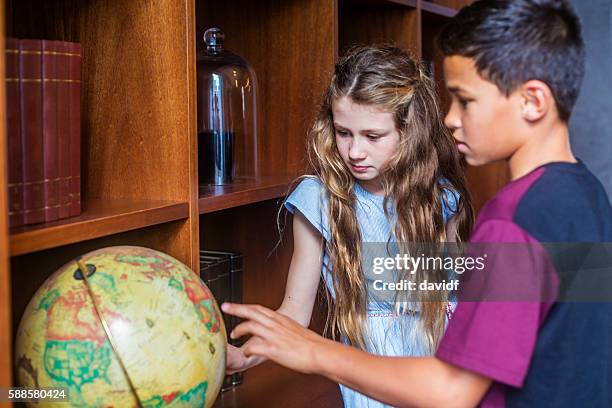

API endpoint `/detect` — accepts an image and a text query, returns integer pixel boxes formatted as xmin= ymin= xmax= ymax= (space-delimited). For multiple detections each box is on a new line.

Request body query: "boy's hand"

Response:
xmin=221 ymin=302 xmax=331 ymax=375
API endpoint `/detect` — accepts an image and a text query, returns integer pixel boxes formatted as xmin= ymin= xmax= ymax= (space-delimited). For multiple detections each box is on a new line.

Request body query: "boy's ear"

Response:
xmin=519 ymin=80 xmax=554 ymax=122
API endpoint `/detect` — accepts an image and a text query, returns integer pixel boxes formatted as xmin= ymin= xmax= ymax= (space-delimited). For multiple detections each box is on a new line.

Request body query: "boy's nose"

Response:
xmin=444 ymin=104 xmax=461 ymax=131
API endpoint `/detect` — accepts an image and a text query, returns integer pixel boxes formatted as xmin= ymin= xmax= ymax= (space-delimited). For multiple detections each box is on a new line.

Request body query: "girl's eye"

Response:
xmin=367 ymin=135 xmax=380 ymax=141
xmin=335 ymin=130 xmax=350 ymax=137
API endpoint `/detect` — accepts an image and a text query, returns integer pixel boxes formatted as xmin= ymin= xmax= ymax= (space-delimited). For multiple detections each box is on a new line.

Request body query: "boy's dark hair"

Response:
xmin=437 ymin=0 xmax=585 ymax=122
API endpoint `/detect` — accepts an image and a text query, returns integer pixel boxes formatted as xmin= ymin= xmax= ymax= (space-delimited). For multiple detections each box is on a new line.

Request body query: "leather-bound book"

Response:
xmin=6 ymin=38 xmax=23 ymax=228
xmin=19 ymin=39 xmax=45 ymax=225
xmin=68 ymin=41 xmax=81 ymax=217
xmin=42 ymin=40 xmax=60 ymax=222
xmin=56 ymin=41 xmax=71 ymax=219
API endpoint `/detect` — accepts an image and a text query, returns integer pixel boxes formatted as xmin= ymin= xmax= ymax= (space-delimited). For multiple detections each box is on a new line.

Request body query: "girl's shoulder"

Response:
xmin=287 ymin=176 xmax=328 ymax=205
xmin=284 ymin=176 xmax=331 ymax=239
xmin=292 ymin=175 xmax=325 ymax=195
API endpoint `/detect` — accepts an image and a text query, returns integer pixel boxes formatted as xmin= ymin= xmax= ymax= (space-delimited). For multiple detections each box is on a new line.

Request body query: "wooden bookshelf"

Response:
xmin=199 ymin=176 xmax=294 ymax=214
xmin=213 ymin=362 xmax=342 ymax=408
xmin=339 ymin=0 xmax=421 ymax=57
xmin=0 ymin=1 xmax=12 ymax=402
xmin=426 ymin=0 xmax=472 ymax=9
xmin=346 ymin=0 xmax=418 ymax=8
xmin=0 ymin=0 xmax=506 ymax=406
xmin=10 ymin=199 xmax=189 ymax=256
xmin=422 ymin=0 xmax=459 ymax=18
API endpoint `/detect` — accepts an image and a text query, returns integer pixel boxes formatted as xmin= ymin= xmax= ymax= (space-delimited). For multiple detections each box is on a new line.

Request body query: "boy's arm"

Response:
xmin=227 ymin=209 xmax=323 ymax=373
xmin=223 ymin=302 xmax=491 ymax=407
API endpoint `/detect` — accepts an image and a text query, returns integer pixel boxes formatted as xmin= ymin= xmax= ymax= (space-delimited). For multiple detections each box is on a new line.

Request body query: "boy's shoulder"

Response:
xmin=476 ymin=161 xmax=612 ymax=242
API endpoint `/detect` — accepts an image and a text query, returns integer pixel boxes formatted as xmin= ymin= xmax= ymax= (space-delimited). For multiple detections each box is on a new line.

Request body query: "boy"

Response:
xmin=222 ymin=0 xmax=612 ymax=406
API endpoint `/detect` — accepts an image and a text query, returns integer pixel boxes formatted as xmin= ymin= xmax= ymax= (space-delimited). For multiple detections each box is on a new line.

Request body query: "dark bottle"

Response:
xmin=198 ymin=130 xmax=234 ymax=186
xmin=197 ymin=28 xmax=259 ymax=185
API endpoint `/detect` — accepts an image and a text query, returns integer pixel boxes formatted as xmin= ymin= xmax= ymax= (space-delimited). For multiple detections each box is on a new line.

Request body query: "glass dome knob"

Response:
xmin=204 ymin=27 xmax=225 ymax=54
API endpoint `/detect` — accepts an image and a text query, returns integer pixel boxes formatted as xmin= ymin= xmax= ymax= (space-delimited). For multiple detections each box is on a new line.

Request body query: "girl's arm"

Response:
xmin=445 ymin=214 xmax=458 ymax=243
xmin=277 ymin=210 xmax=325 ymax=325
xmin=223 ymin=303 xmax=492 ymax=408
xmin=226 ymin=209 xmax=324 ymax=373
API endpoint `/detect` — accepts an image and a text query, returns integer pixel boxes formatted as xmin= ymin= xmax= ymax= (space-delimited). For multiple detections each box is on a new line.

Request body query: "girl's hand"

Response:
xmin=221 ymin=302 xmax=331 ymax=375
xmin=226 ymin=341 xmax=266 ymax=374
xmin=226 ymin=344 xmax=248 ymax=374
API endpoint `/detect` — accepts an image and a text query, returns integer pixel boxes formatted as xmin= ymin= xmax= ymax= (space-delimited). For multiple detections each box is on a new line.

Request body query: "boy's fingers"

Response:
xmin=222 ymin=302 xmax=276 ymax=320
xmin=243 ymin=342 xmax=270 ymax=359
xmin=230 ymin=320 xmax=271 ymax=340
xmin=222 ymin=303 xmax=277 ymax=332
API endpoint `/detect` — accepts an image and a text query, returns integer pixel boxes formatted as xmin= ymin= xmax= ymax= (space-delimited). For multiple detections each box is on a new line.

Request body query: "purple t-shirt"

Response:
xmin=436 ymin=161 xmax=612 ymax=407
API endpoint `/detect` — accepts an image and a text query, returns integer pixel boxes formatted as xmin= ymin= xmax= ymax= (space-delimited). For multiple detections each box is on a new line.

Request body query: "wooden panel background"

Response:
xmin=339 ymin=0 xmax=421 ymax=58
xmin=422 ymin=10 xmax=453 ymax=123
xmin=427 ymin=0 xmax=473 ymax=9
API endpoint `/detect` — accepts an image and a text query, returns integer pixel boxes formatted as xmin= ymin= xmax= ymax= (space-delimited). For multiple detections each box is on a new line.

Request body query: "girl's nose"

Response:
xmin=348 ymin=139 xmax=367 ymax=161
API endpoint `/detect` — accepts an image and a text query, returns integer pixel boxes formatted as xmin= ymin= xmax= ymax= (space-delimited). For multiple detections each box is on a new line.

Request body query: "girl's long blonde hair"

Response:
xmin=307 ymin=45 xmax=474 ymax=351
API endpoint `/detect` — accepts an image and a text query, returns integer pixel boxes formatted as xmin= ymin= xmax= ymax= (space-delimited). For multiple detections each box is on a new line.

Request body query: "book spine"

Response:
xmin=19 ymin=39 xmax=45 ymax=225
xmin=68 ymin=42 xmax=81 ymax=216
xmin=42 ymin=40 xmax=60 ymax=222
xmin=200 ymin=250 xmax=245 ymax=389
xmin=228 ymin=253 xmax=244 ymax=338
xmin=226 ymin=252 xmax=244 ymax=388
xmin=56 ymin=42 xmax=71 ymax=219
xmin=6 ymin=38 xmax=23 ymax=228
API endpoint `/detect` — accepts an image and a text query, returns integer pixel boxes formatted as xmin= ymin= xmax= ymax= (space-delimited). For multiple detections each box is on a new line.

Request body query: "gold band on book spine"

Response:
xmin=8 ymin=49 xmax=80 ymax=57
xmin=5 ymin=77 xmax=82 ymax=83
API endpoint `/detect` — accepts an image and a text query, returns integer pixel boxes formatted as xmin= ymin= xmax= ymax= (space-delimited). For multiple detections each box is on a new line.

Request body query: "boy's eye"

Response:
xmin=457 ymin=98 xmax=470 ymax=108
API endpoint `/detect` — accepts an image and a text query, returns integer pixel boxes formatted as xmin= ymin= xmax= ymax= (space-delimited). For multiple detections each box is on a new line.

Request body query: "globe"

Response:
xmin=15 ymin=246 xmax=227 ymax=407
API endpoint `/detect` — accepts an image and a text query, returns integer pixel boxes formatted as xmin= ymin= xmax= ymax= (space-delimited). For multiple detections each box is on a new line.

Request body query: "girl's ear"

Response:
xmin=519 ymin=80 xmax=554 ymax=122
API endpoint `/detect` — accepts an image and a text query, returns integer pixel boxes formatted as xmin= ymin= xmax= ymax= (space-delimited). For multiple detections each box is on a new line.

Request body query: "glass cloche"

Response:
xmin=197 ymin=27 xmax=259 ymax=185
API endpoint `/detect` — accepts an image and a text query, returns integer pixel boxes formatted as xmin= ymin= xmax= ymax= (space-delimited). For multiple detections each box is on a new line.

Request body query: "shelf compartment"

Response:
xmin=199 ymin=175 xmax=294 ymax=214
xmin=213 ymin=362 xmax=341 ymax=407
xmin=341 ymin=0 xmax=417 ymax=8
xmin=339 ymin=0 xmax=420 ymax=57
xmin=10 ymin=199 xmax=189 ymax=256
xmin=422 ymin=1 xmax=458 ymax=18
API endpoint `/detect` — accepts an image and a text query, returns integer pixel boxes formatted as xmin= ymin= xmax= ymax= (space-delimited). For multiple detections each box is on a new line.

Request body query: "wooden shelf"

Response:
xmin=422 ymin=1 xmax=458 ymax=18
xmin=199 ymin=175 xmax=294 ymax=214
xmin=213 ymin=362 xmax=341 ymax=408
xmin=10 ymin=199 xmax=189 ymax=256
xmin=340 ymin=0 xmax=417 ymax=8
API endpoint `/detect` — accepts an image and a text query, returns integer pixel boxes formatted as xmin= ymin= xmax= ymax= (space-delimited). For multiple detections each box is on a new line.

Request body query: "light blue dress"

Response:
xmin=285 ymin=176 xmax=458 ymax=408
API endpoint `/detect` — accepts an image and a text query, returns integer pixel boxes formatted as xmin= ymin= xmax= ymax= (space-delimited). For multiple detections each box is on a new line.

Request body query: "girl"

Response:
xmin=226 ymin=45 xmax=473 ymax=407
